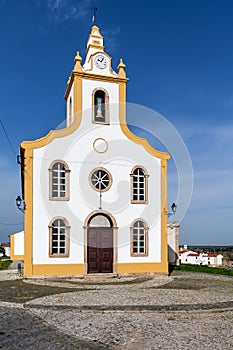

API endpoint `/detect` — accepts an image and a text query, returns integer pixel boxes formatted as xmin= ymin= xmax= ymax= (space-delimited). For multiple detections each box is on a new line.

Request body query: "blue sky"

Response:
xmin=0 ymin=0 xmax=232 ymax=245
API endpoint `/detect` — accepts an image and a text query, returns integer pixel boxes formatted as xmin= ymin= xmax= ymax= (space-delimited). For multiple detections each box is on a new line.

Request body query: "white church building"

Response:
xmin=11 ymin=25 xmax=177 ymax=277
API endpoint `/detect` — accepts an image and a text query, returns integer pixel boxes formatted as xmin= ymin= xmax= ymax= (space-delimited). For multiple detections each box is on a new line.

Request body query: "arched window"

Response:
xmin=49 ymin=161 xmax=70 ymax=200
xmin=49 ymin=217 xmax=70 ymax=257
xmin=131 ymin=219 xmax=149 ymax=256
xmin=92 ymin=89 xmax=109 ymax=124
xmin=130 ymin=166 xmax=149 ymax=203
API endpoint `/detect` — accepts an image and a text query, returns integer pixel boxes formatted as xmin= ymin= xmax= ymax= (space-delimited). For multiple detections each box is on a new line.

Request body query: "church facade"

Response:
xmin=16 ymin=26 xmax=171 ymax=277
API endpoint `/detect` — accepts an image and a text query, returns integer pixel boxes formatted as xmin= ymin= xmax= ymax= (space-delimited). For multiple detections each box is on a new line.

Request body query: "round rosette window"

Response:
xmin=89 ymin=168 xmax=112 ymax=192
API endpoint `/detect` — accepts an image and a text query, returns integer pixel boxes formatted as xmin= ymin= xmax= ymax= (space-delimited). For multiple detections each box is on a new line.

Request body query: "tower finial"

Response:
xmin=91 ymin=6 xmax=97 ymax=25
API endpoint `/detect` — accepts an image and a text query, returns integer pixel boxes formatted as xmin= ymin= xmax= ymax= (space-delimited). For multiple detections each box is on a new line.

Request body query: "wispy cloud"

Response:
xmin=37 ymin=0 xmax=90 ymax=22
xmin=102 ymin=26 xmax=120 ymax=53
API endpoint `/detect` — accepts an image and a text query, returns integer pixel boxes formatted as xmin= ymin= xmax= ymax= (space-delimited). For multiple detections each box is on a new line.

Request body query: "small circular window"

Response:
xmin=90 ymin=168 xmax=112 ymax=192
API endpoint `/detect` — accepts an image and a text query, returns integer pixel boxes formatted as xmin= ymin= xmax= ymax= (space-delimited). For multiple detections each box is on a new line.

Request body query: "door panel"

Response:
xmin=87 ymin=227 xmax=113 ymax=273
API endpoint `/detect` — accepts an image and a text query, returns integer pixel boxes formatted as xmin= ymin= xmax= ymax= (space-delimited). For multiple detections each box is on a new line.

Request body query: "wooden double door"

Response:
xmin=87 ymin=227 xmax=113 ymax=273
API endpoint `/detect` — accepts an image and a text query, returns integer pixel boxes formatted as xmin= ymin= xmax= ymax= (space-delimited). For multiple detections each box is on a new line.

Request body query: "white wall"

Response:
xmin=167 ymin=222 xmax=179 ymax=264
xmin=33 ymin=113 xmax=162 ymax=264
xmin=32 ymin=78 xmax=163 ymax=266
xmin=14 ymin=231 xmax=24 ymax=256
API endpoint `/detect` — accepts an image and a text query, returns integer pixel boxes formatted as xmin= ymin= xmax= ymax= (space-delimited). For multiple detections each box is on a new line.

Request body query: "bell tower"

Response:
xmin=64 ymin=25 xmax=128 ymax=127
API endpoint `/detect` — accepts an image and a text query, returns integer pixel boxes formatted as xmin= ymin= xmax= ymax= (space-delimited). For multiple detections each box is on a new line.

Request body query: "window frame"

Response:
xmin=130 ymin=219 xmax=149 ymax=257
xmin=48 ymin=217 xmax=70 ymax=258
xmin=49 ymin=160 xmax=70 ymax=201
xmin=130 ymin=166 xmax=149 ymax=204
xmin=92 ymin=88 xmax=110 ymax=125
xmin=89 ymin=167 xmax=112 ymax=192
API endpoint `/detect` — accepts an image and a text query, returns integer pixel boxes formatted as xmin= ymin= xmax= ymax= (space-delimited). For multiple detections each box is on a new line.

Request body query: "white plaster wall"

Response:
xmin=179 ymin=251 xmax=195 ymax=264
xmin=66 ymin=84 xmax=74 ymax=126
xmin=167 ymin=226 xmax=176 ymax=264
xmin=187 ymin=255 xmax=199 ymax=264
xmin=14 ymin=231 xmax=24 ymax=256
xmin=217 ymin=255 xmax=223 ymax=265
xmin=32 ymin=78 xmax=163 ymax=265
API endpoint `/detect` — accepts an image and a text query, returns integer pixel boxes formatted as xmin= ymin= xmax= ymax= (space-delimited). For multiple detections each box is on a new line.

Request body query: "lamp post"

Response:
xmin=16 ymin=196 xmax=25 ymax=213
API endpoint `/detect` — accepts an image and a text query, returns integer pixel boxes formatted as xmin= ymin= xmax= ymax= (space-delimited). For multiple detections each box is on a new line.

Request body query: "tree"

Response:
xmin=0 ymin=246 xmax=6 ymax=257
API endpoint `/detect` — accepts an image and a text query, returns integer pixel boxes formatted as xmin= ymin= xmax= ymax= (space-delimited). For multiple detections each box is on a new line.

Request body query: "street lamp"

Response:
xmin=16 ymin=196 xmax=25 ymax=213
xmin=171 ymin=202 xmax=177 ymax=215
xmin=166 ymin=202 xmax=177 ymax=217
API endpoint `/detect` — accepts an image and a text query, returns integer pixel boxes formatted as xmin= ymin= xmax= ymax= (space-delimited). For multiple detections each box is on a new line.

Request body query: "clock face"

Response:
xmin=94 ymin=54 xmax=108 ymax=69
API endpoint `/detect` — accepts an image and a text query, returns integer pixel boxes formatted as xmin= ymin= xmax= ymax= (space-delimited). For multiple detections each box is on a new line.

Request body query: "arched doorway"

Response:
xmin=86 ymin=212 xmax=116 ymax=274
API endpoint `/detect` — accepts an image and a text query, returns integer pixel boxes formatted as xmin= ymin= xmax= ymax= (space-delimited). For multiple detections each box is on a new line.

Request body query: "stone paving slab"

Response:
xmin=0 ymin=270 xmax=232 ymax=349
xmin=0 ymin=306 xmax=109 ymax=349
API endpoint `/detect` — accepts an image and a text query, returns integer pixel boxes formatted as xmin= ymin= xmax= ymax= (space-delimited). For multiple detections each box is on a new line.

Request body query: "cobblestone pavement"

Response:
xmin=0 ymin=270 xmax=233 ymax=349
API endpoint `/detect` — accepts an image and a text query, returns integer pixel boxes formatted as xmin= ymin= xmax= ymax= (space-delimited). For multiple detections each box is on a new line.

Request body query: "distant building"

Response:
xmin=9 ymin=231 xmax=24 ymax=260
xmin=179 ymin=247 xmax=223 ymax=266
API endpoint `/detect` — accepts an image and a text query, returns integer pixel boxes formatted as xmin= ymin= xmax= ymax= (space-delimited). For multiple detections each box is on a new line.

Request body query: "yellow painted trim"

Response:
xmin=86 ymin=44 xmax=104 ymax=53
xmin=118 ymin=83 xmax=170 ymax=160
xmin=9 ymin=234 xmax=24 ymax=261
xmin=32 ymin=264 xmax=84 ymax=276
xmin=73 ymin=76 xmax=82 ymax=115
xmin=88 ymin=25 xmax=103 ymax=39
xmin=65 ymin=69 xmax=128 ymax=100
xmin=28 ymin=262 xmax=169 ymax=276
xmin=9 ymin=234 xmax=14 ymax=260
xmin=23 ymin=148 xmax=33 ymax=277
xmin=161 ymin=158 xmax=168 ymax=273
xmin=121 ymin=124 xmax=169 ymax=159
xmin=74 ymin=71 xmax=128 ymax=83
xmin=12 ymin=255 xmax=24 ymax=261
xmin=65 ymin=72 xmax=128 ymax=99
xmin=21 ymin=114 xmax=82 ymax=150
xmin=118 ymin=262 xmax=168 ymax=274
xmin=22 ymin=69 xmax=167 ymax=161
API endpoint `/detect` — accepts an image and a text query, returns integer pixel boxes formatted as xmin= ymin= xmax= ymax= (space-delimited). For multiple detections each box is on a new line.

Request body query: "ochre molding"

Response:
xmin=23 ymin=73 xmax=168 ymax=161
xmin=65 ymin=71 xmax=128 ymax=99
xmin=23 ymin=148 xmax=33 ymax=277
xmin=86 ymin=44 xmax=104 ymax=54
xmin=32 ymin=264 xmax=85 ymax=276
xmin=21 ymin=111 xmax=82 ymax=150
xmin=118 ymin=262 xmax=168 ymax=274
xmin=73 ymin=76 xmax=82 ymax=116
xmin=161 ymin=158 xmax=168 ymax=274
